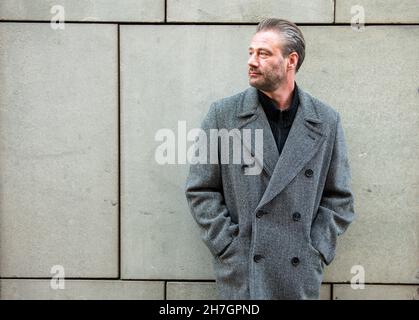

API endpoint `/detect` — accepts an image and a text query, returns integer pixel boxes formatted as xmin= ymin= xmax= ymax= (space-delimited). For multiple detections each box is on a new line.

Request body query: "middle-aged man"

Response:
xmin=185 ymin=18 xmax=355 ymax=299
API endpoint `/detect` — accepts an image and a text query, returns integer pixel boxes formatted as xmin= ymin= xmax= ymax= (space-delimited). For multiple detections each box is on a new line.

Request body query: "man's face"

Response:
xmin=248 ymin=30 xmax=288 ymax=92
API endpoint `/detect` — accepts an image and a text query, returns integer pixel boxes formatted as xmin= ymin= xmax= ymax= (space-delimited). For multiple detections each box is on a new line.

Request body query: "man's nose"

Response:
xmin=248 ymin=53 xmax=258 ymax=68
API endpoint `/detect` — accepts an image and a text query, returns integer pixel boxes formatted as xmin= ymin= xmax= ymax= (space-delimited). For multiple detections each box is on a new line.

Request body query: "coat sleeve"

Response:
xmin=311 ymin=113 xmax=355 ymax=265
xmin=184 ymin=103 xmax=239 ymax=257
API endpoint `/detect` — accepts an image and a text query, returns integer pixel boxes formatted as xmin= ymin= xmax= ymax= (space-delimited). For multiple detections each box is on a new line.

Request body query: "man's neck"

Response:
xmin=261 ymin=79 xmax=295 ymax=111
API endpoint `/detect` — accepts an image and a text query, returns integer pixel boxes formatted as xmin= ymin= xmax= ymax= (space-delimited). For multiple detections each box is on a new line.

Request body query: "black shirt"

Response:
xmin=258 ymin=83 xmax=300 ymax=156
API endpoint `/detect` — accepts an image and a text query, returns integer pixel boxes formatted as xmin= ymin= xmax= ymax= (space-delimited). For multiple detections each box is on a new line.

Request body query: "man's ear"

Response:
xmin=287 ymin=52 xmax=299 ymax=71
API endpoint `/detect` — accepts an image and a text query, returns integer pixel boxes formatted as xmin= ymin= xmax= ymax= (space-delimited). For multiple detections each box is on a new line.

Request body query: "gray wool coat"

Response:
xmin=184 ymin=85 xmax=355 ymax=300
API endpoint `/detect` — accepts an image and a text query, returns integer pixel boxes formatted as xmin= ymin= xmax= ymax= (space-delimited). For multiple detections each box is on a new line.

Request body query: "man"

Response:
xmin=185 ymin=18 xmax=355 ymax=300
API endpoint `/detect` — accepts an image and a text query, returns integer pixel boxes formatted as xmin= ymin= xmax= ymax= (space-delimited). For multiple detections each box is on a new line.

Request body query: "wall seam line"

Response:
xmin=0 ymin=20 xmax=418 ymax=26
xmin=117 ymin=23 xmax=121 ymax=280
xmin=333 ymin=0 xmax=336 ymax=23
xmin=0 ymin=278 xmax=417 ymax=286
xmin=164 ymin=0 xmax=167 ymax=23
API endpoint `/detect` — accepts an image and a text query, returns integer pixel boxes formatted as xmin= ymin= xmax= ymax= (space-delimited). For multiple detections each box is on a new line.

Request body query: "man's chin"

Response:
xmin=249 ymin=79 xmax=279 ymax=92
xmin=249 ymin=79 xmax=262 ymax=89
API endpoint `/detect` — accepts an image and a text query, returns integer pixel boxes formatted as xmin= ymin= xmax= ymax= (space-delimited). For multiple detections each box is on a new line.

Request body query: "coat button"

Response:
xmin=292 ymin=212 xmax=301 ymax=221
xmin=305 ymin=169 xmax=313 ymax=177
xmin=256 ymin=210 xmax=267 ymax=218
xmin=291 ymin=257 xmax=300 ymax=266
xmin=253 ymin=254 xmax=263 ymax=263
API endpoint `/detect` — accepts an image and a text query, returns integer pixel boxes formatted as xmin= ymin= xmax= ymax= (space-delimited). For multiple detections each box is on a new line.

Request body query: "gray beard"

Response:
xmin=250 ymin=75 xmax=283 ymax=92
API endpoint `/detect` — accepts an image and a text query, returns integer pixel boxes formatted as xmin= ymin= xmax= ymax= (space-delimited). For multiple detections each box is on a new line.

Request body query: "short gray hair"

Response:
xmin=256 ymin=18 xmax=306 ymax=72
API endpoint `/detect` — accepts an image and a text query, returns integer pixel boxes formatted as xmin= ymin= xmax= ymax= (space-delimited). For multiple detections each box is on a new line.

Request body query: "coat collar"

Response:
xmin=237 ymin=86 xmax=322 ymax=125
xmin=235 ymin=85 xmax=326 ymax=210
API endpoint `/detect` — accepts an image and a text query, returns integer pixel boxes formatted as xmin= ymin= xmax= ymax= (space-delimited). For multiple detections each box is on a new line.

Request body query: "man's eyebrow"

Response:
xmin=248 ymin=47 xmax=272 ymax=53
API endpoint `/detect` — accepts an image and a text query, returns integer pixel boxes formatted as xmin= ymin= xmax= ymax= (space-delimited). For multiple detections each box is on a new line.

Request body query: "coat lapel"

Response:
xmin=236 ymin=87 xmax=279 ymax=177
xmin=256 ymin=87 xmax=326 ymax=210
xmin=234 ymin=86 xmax=326 ymax=209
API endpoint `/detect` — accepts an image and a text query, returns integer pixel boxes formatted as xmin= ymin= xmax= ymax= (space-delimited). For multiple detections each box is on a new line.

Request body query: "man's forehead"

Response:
xmin=249 ymin=30 xmax=283 ymax=50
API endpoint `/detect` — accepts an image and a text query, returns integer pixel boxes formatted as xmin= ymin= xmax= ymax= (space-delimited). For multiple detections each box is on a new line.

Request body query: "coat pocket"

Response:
xmin=217 ymin=235 xmax=240 ymax=262
xmin=308 ymin=241 xmax=326 ymax=267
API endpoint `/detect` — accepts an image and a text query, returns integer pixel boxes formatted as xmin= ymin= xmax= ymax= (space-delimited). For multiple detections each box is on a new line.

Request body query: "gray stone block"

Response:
xmin=120 ymin=25 xmax=252 ymax=280
xmin=336 ymin=0 xmax=419 ymax=23
xmin=0 ymin=0 xmax=164 ymax=22
xmin=0 ymin=23 xmax=119 ymax=277
xmin=0 ymin=280 xmax=164 ymax=299
xmin=297 ymin=26 xmax=419 ymax=284
xmin=333 ymin=284 xmax=419 ymax=300
xmin=167 ymin=282 xmax=218 ymax=300
xmin=166 ymin=282 xmax=331 ymax=300
xmin=167 ymin=0 xmax=334 ymax=23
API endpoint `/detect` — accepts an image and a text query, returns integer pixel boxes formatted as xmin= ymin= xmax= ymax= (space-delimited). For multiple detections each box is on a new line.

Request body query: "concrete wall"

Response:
xmin=0 ymin=1 xmax=418 ymax=300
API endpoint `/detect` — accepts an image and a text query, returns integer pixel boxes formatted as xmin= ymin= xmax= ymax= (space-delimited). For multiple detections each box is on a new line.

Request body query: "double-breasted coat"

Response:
xmin=185 ymin=85 xmax=355 ymax=299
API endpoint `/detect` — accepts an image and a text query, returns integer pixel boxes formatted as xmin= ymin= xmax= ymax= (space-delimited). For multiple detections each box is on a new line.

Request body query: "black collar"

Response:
xmin=258 ymin=83 xmax=300 ymax=128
